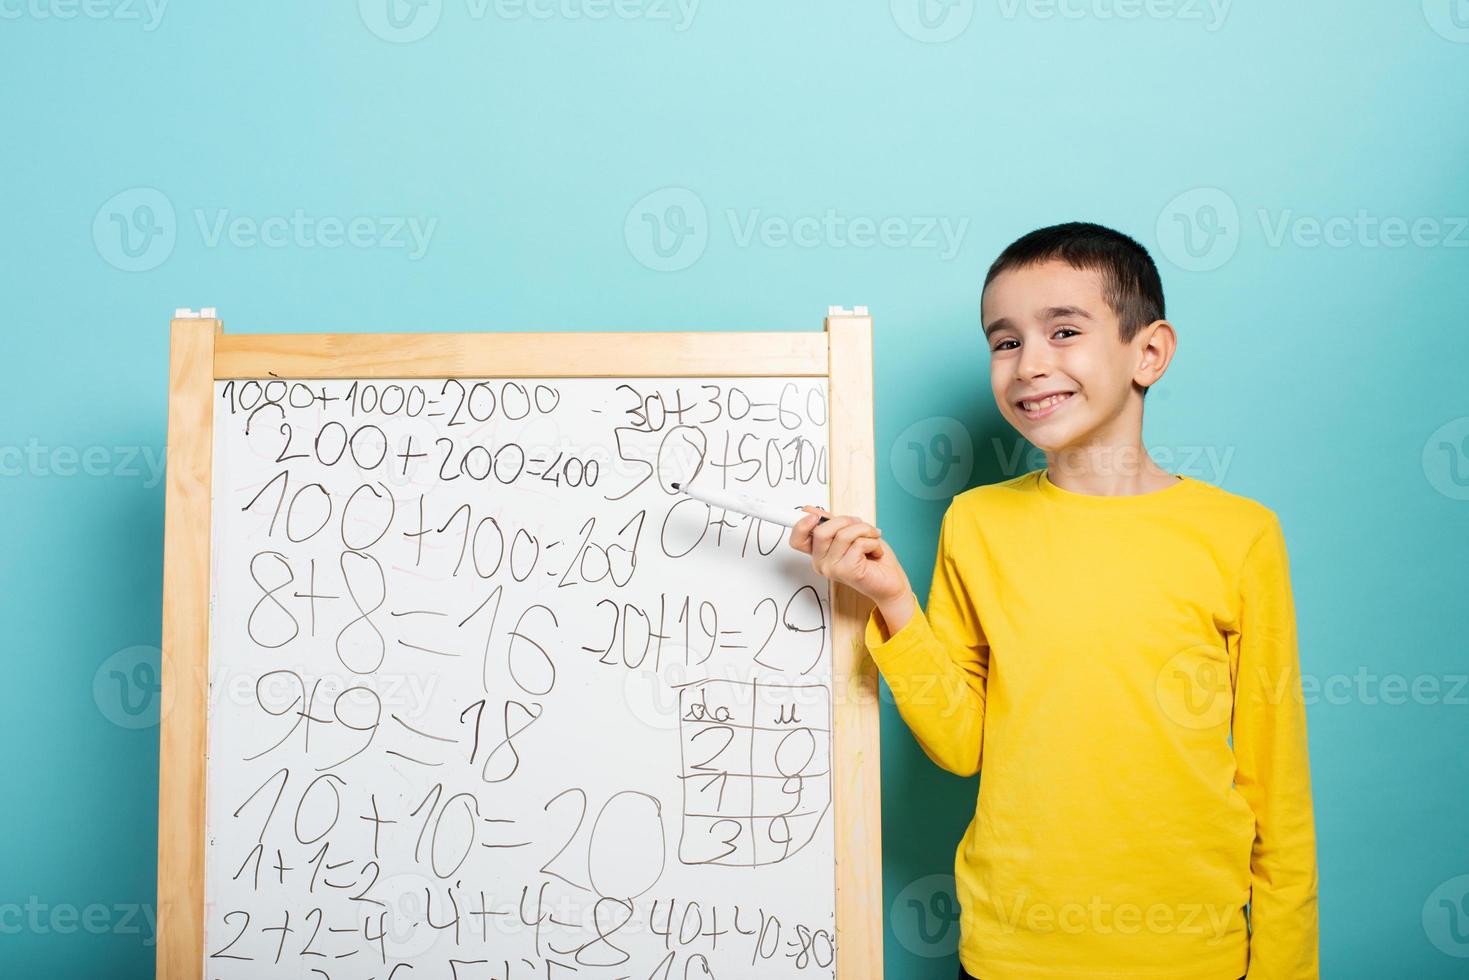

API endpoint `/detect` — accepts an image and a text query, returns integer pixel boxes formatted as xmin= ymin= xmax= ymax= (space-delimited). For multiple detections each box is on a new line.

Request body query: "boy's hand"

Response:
xmin=788 ymin=506 xmax=912 ymax=605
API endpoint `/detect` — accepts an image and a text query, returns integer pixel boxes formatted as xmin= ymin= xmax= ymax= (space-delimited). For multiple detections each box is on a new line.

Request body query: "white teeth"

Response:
xmin=1021 ymin=393 xmax=1072 ymax=412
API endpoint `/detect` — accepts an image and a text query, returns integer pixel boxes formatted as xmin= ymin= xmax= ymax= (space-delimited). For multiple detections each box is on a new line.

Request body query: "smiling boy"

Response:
xmin=790 ymin=223 xmax=1319 ymax=979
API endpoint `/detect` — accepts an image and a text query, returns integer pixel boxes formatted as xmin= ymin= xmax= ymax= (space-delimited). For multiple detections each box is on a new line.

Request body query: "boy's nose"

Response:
xmin=1016 ymin=356 xmax=1052 ymax=380
xmin=1015 ymin=361 xmax=1057 ymax=387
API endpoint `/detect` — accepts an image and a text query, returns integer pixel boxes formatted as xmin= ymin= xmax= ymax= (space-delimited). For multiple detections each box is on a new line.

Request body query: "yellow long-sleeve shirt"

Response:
xmin=865 ymin=468 xmax=1319 ymax=980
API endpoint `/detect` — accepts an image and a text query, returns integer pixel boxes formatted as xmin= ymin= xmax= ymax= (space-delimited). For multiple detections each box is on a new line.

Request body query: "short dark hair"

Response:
xmin=982 ymin=222 xmax=1166 ymax=346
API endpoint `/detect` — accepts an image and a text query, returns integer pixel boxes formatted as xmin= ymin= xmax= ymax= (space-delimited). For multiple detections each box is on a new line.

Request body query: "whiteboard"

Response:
xmin=203 ymin=376 xmax=838 ymax=979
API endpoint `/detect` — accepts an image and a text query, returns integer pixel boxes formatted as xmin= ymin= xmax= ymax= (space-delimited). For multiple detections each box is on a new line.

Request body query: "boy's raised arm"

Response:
xmin=864 ymin=505 xmax=990 ymax=777
xmin=1232 ymin=514 xmax=1321 ymax=980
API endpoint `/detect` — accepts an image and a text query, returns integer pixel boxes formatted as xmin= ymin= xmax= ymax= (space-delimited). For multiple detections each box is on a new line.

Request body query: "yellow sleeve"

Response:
xmin=863 ymin=505 xmax=989 ymax=777
xmin=1232 ymin=514 xmax=1320 ymax=980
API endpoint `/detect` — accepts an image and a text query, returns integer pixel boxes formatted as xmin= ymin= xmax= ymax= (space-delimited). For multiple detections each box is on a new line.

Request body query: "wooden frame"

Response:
xmin=157 ymin=313 xmax=882 ymax=978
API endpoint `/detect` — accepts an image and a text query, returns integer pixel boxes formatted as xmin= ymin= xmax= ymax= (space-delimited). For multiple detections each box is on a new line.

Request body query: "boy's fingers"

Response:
xmin=836 ymin=535 xmax=886 ymax=573
xmin=796 ymin=508 xmax=887 ymax=564
xmin=788 ymin=514 xmax=820 ymax=553
xmin=810 ymin=515 xmax=859 ymax=561
xmin=830 ymin=522 xmax=880 ymax=556
xmin=788 ymin=509 xmax=830 ymax=552
xmin=840 ymin=528 xmax=884 ymax=560
xmin=816 ymin=519 xmax=886 ymax=570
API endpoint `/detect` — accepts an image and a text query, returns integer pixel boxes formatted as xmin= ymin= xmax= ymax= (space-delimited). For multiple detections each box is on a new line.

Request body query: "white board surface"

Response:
xmin=203 ymin=376 xmax=838 ymax=979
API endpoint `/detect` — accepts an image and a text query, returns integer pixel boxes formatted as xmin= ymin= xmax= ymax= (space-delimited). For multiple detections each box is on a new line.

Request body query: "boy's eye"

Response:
xmin=991 ymin=328 xmax=1078 ymax=352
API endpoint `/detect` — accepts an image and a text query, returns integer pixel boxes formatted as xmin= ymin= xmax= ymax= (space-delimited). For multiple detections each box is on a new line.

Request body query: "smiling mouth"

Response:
xmin=1016 ymin=392 xmax=1075 ymax=420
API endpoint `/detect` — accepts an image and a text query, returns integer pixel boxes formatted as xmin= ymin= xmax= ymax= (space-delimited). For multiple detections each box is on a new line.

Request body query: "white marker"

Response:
xmin=671 ymin=482 xmax=885 ymax=558
xmin=670 ymin=481 xmax=826 ymax=529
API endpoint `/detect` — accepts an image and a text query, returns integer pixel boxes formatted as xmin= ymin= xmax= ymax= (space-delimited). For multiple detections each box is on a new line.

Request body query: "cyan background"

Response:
xmin=3 ymin=2 xmax=1467 ymax=977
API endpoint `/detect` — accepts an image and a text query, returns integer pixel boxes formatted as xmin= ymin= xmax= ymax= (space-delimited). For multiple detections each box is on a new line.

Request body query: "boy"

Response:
xmin=789 ymin=223 xmax=1319 ymax=980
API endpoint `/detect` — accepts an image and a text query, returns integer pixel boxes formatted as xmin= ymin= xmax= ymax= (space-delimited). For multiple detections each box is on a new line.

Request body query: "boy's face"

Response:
xmin=982 ymin=258 xmax=1158 ymax=454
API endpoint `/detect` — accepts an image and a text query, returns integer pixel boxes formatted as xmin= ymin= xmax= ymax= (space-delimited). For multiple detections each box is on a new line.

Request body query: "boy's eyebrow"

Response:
xmin=983 ymin=305 xmax=1095 ymax=338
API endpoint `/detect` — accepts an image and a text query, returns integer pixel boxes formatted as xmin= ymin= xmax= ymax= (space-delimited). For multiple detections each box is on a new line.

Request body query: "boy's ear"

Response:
xmin=1133 ymin=319 xmax=1177 ymax=389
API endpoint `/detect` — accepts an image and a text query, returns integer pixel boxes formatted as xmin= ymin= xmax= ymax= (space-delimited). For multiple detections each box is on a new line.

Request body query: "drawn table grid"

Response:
xmin=677 ymin=677 xmax=833 ymax=869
